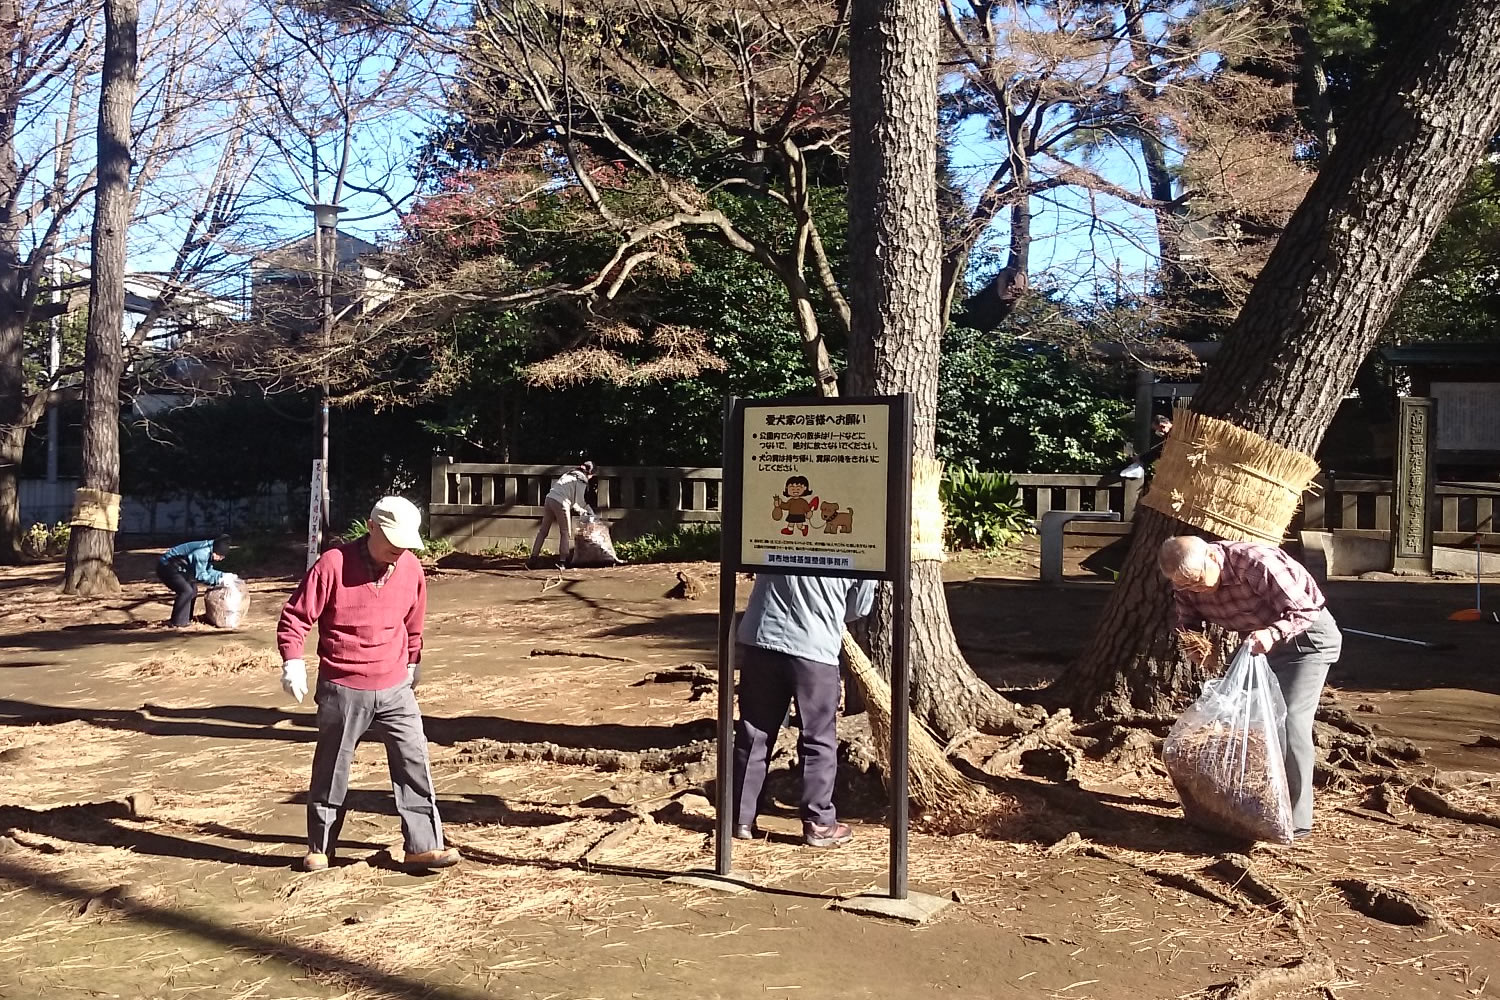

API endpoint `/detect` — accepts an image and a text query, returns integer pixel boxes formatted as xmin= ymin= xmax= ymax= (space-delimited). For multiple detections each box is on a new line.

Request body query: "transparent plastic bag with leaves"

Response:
xmin=1163 ymin=643 xmax=1295 ymax=843
xmin=204 ymin=575 xmax=250 ymax=629
xmin=572 ymin=509 xmax=622 ymax=567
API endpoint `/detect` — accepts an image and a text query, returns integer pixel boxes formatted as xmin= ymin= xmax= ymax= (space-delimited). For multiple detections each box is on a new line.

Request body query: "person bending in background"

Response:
xmin=157 ymin=534 xmax=236 ymax=627
xmin=529 ymin=461 xmax=595 ymax=569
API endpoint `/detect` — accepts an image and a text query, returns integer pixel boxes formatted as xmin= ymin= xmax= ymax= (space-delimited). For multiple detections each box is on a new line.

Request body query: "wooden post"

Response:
xmin=1391 ymin=397 xmax=1434 ymax=575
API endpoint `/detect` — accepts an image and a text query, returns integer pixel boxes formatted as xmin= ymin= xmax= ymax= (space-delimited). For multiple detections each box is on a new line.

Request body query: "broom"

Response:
xmin=834 ymin=457 xmax=989 ymax=816
xmin=839 ymin=631 xmax=987 ymax=813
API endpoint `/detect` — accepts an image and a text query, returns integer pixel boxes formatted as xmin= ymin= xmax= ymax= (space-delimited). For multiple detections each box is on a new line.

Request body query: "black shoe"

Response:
xmin=1293 ymin=827 xmax=1312 ymax=841
xmin=803 ymin=821 xmax=853 ymax=848
xmin=732 ymin=824 xmax=759 ymax=840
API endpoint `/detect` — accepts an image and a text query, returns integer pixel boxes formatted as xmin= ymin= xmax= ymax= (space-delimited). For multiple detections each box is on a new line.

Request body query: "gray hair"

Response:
xmin=1158 ymin=535 xmax=1212 ymax=580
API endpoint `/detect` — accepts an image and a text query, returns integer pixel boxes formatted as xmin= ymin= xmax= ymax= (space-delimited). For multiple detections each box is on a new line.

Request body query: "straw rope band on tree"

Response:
xmin=69 ymin=488 xmax=121 ymax=532
xmin=911 ymin=457 xmax=947 ymax=562
xmin=1140 ymin=407 xmax=1321 ymax=544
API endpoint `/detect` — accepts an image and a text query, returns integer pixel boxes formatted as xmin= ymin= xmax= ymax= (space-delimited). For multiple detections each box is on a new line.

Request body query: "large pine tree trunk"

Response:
xmin=846 ymin=0 xmax=1019 ymax=740
xmin=1059 ymin=0 xmax=1500 ymax=720
xmin=0 ymin=0 xmax=26 ymax=564
xmin=0 ymin=402 xmax=22 ymax=564
xmin=63 ymin=0 xmax=138 ymax=596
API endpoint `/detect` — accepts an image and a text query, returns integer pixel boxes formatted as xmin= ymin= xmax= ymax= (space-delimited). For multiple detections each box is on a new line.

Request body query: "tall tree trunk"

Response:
xmin=0 ymin=419 xmax=22 ymax=563
xmin=847 ymin=0 xmax=1019 ymax=739
xmin=0 ymin=0 xmax=25 ymax=563
xmin=62 ymin=0 xmax=138 ymax=595
xmin=1285 ymin=4 xmax=1336 ymax=160
xmin=1122 ymin=0 xmax=1186 ymax=297
xmin=1059 ymin=0 xmax=1500 ymax=720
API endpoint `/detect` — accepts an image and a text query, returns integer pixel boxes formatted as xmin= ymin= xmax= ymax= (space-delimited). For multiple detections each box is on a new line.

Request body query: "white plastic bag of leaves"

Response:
xmin=1162 ymin=642 xmax=1295 ymax=843
xmin=204 ymin=575 xmax=250 ymax=629
xmin=571 ymin=510 xmax=622 ymax=567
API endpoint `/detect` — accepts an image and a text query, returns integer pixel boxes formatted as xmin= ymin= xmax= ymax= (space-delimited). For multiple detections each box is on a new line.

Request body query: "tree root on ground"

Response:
xmin=586 ymin=762 xmax=717 ymax=809
xmin=1208 ymin=854 xmax=1304 ymax=929
xmin=452 ymin=737 xmax=713 ymax=773
xmin=1072 ymin=715 xmax=1176 ymax=736
xmin=633 ymin=663 xmax=716 ymax=686
xmin=1337 ymin=805 xmax=1432 ymax=835
xmin=632 ymin=664 xmax=717 ymax=701
xmin=980 ymin=710 xmax=1075 ymax=773
xmin=1335 ymin=878 xmax=1456 ymax=933
xmin=1315 ymin=704 xmax=1375 ymax=738
xmin=581 ymin=814 xmax=655 ymax=866
xmin=529 ymin=647 xmax=637 ymax=663
xmin=1213 ymin=953 xmax=1336 ymax=1000
xmin=1081 ymin=844 xmax=1245 ymax=912
xmin=1404 ymin=783 xmax=1500 ymax=830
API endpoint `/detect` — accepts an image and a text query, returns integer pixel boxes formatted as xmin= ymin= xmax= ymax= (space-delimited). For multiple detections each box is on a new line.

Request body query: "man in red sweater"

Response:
xmin=277 ymin=496 xmax=460 ymax=873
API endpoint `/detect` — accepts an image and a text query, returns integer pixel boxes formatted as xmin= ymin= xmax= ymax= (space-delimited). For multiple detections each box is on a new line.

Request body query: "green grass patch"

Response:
xmin=615 ymin=523 xmax=721 ymax=564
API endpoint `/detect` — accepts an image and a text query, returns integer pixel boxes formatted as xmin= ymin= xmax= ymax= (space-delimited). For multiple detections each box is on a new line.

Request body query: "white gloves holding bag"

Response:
xmin=279 ymin=659 xmax=421 ymax=703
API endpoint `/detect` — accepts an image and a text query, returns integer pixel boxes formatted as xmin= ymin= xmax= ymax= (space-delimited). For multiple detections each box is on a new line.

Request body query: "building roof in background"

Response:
xmin=1380 ymin=343 xmax=1500 ymax=367
xmin=255 ymin=229 xmax=382 ymax=273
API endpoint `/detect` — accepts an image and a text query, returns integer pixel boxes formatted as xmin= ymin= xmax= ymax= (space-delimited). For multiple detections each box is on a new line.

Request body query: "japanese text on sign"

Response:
xmin=740 ymin=403 xmax=891 ymax=575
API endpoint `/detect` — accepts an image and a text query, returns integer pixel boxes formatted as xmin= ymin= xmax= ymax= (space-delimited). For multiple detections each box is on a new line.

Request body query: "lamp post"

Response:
xmin=307 ymin=202 xmax=344 ymax=549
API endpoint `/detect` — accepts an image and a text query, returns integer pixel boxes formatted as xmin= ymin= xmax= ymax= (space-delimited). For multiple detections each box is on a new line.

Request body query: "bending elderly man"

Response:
xmin=277 ymin=496 xmax=459 ymax=872
xmin=1158 ymin=536 xmax=1342 ymax=840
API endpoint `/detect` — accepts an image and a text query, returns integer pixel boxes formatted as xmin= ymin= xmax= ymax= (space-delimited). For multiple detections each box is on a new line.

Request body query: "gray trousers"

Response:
xmin=1266 ymin=609 xmax=1341 ymax=832
xmin=308 ymin=678 xmax=445 ymax=856
xmin=530 ymin=498 xmax=573 ymax=562
xmin=733 ymin=644 xmax=840 ymax=828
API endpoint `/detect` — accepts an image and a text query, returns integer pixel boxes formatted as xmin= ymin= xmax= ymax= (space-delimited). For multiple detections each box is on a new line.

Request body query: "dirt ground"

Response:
xmin=2 ymin=541 xmax=1499 ymax=1000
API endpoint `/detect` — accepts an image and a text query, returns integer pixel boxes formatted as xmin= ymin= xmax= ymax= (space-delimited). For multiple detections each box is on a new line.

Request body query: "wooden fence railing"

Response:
xmin=427 ymin=461 xmax=1143 ymax=550
xmin=428 ymin=460 xmax=1500 ymax=552
xmin=1302 ymin=479 xmax=1499 ymax=535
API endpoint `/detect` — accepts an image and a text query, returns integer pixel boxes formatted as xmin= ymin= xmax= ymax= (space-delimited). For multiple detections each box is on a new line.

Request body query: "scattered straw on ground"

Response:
xmin=114 ymin=643 xmax=279 ymax=680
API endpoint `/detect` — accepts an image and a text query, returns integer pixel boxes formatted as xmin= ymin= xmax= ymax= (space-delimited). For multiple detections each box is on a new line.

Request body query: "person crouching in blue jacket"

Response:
xmin=157 ymin=535 xmax=236 ymax=627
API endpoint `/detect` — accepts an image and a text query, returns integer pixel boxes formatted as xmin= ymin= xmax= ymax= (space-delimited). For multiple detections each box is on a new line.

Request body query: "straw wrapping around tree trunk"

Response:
xmin=911 ymin=458 xmax=947 ymax=562
xmin=1141 ymin=406 xmax=1321 ymax=543
xmin=840 ymin=631 xmax=986 ymax=813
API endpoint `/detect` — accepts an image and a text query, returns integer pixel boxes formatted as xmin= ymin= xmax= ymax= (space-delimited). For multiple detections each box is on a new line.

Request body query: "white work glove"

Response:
xmin=406 ymin=663 xmax=421 ymax=690
xmin=281 ymin=658 xmax=308 ymax=703
xmin=220 ymin=573 xmax=239 ymax=586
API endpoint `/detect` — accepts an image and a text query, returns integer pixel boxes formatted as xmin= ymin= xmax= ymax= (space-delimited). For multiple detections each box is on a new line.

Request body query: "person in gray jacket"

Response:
xmin=732 ymin=572 xmax=875 ymax=848
xmin=529 ymin=461 xmax=594 ymax=568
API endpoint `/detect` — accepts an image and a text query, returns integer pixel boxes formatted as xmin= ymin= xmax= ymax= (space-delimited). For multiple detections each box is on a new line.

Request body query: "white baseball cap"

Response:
xmin=369 ymin=496 xmax=425 ymax=551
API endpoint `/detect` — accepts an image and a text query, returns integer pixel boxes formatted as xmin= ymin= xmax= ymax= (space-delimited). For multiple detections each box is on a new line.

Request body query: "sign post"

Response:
xmin=305 ymin=459 xmax=325 ymax=571
xmin=716 ymin=394 xmax=914 ymax=899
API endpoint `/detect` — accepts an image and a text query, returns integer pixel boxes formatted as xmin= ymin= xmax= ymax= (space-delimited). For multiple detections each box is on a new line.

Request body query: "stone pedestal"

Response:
xmin=1391 ymin=397 xmax=1434 ymax=575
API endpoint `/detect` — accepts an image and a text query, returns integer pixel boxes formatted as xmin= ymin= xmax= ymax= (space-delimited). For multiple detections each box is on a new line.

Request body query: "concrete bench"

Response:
xmin=1039 ymin=510 xmax=1122 ymax=584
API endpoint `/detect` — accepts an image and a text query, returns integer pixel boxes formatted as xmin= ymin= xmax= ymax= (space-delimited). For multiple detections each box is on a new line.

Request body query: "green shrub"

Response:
xmin=615 ymin=523 xmax=721 ymax=563
xmin=940 ymin=466 xmax=1033 ymax=551
xmin=481 ymin=541 xmax=531 ymax=559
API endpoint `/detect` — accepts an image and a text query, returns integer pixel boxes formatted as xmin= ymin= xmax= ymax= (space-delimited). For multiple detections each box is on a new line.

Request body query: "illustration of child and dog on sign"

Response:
xmin=771 ymin=476 xmax=854 ymax=536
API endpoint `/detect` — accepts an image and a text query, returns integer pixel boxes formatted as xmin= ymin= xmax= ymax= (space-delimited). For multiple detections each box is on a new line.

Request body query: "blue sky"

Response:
xmin=105 ymin=0 xmax=1170 ymax=314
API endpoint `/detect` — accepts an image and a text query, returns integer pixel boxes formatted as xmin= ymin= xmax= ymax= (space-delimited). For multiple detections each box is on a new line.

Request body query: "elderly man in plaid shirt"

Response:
xmin=1159 ymin=536 xmax=1343 ymax=839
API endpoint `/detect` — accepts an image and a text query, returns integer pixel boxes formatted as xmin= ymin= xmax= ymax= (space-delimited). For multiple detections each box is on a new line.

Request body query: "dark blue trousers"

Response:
xmin=733 ymin=644 xmax=840 ymax=827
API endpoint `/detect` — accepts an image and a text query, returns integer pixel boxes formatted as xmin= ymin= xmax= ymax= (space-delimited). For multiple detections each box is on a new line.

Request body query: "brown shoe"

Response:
xmin=300 ymin=851 xmax=329 ymax=872
xmin=803 ymin=822 xmax=853 ymax=848
xmin=404 ymin=847 xmax=461 ymax=869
